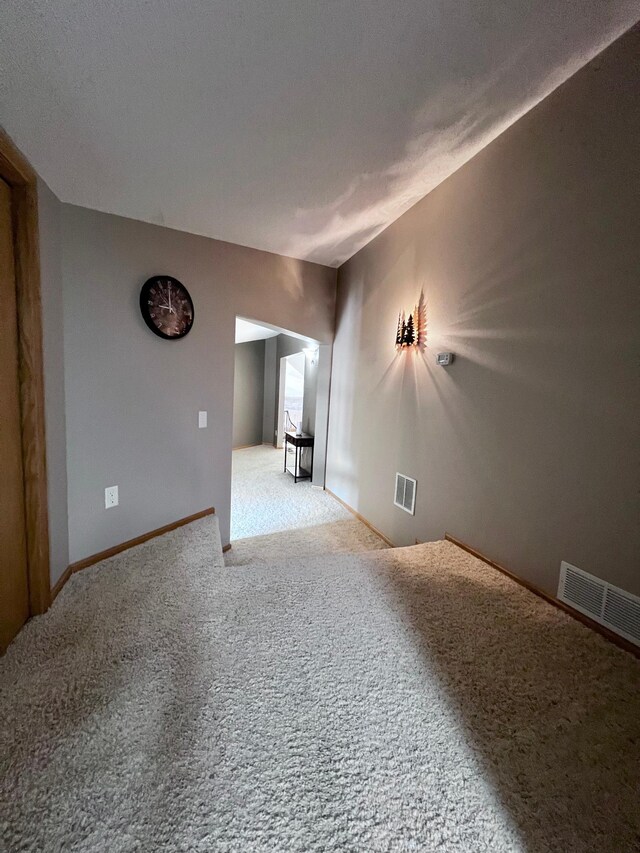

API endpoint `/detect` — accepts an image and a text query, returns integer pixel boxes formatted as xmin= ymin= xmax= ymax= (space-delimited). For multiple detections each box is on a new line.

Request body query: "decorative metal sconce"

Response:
xmin=395 ymin=291 xmax=427 ymax=351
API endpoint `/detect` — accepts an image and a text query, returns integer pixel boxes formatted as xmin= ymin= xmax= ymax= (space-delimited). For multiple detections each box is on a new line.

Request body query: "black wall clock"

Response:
xmin=140 ymin=276 xmax=194 ymax=339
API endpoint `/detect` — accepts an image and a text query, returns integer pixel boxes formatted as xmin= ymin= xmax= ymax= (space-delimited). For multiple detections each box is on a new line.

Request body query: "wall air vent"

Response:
xmin=394 ymin=473 xmax=416 ymax=515
xmin=558 ymin=561 xmax=640 ymax=647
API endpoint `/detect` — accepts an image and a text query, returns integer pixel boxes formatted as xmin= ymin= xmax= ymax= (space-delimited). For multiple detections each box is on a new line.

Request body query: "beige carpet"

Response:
xmin=226 ymin=518 xmax=388 ymax=565
xmin=1 ymin=517 xmax=639 ymax=851
xmin=227 ymin=444 xmax=389 ymax=565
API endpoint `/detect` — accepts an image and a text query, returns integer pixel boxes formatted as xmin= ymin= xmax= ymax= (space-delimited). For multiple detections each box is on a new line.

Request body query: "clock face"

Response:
xmin=140 ymin=276 xmax=194 ymax=340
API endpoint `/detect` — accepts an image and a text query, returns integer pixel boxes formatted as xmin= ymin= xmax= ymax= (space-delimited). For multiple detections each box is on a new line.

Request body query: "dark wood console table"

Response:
xmin=284 ymin=432 xmax=314 ymax=483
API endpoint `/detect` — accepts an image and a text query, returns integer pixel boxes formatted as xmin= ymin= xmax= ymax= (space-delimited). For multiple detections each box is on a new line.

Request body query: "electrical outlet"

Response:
xmin=198 ymin=411 xmax=207 ymax=428
xmin=105 ymin=485 xmax=119 ymax=509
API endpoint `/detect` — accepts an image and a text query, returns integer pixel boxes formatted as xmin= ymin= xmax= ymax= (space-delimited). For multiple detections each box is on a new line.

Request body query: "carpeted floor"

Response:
xmin=1 ymin=515 xmax=639 ymax=852
xmin=227 ymin=445 xmax=388 ymax=565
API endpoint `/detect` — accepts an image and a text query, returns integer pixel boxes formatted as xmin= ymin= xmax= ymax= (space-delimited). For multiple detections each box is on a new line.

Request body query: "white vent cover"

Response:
xmin=394 ymin=473 xmax=416 ymax=515
xmin=558 ymin=561 xmax=640 ymax=647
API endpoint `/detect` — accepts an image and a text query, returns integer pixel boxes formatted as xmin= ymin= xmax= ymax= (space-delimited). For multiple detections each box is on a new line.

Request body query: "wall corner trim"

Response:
xmin=50 ymin=507 xmax=216 ymax=603
xmin=49 ymin=564 xmax=73 ymax=605
xmin=444 ymin=533 xmax=640 ymax=659
xmin=325 ymin=488 xmax=395 ymax=547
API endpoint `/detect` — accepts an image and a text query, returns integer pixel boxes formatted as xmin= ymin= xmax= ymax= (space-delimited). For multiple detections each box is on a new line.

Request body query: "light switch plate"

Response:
xmin=198 ymin=411 xmax=207 ymax=428
xmin=105 ymin=485 xmax=119 ymax=509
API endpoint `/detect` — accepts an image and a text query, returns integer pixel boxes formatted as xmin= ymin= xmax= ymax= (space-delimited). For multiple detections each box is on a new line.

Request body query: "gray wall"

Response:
xmin=37 ymin=178 xmax=69 ymax=586
xmin=262 ymin=336 xmax=278 ymax=444
xmin=326 ymin=27 xmax=640 ymax=596
xmin=301 ymin=349 xmax=318 ymax=478
xmin=311 ymin=345 xmax=332 ymax=487
xmin=61 ymin=206 xmax=335 ymax=559
xmin=302 ymin=351 xmax=318 ymax=437
xmin=233 ymin=340 xmax=265 ymax=448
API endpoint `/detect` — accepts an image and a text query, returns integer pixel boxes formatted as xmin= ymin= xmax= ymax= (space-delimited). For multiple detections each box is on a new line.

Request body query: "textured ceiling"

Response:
xmin=0 ymin=2 xmax=637 ymax=267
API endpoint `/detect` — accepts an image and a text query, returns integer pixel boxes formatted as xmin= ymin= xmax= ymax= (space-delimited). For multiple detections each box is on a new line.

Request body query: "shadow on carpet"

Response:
xmin=385 ymin=542 xmax=640 ymax=853
xmin=225 ymin=518 xmax=388 ymax=566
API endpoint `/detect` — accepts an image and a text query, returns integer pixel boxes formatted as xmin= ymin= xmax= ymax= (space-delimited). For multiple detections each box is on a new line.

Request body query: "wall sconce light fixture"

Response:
xmin=395 ymin=291 xmax=427 ymax=351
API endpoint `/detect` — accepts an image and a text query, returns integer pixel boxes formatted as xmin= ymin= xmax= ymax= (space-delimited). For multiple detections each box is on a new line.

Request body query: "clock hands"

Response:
xmin=159 ymin=282 xmax=176 ymax=314
xmin=158 ymin=283 xmax=176 ymax=314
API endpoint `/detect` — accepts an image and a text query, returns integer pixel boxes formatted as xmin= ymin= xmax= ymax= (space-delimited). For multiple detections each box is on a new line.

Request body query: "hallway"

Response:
xmin=227 ymin=445 xmax=388 ymax=565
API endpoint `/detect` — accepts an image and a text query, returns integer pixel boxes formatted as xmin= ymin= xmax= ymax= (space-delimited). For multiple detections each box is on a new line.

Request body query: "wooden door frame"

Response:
xmin=0 ymin=129 xmax=51 ymax=615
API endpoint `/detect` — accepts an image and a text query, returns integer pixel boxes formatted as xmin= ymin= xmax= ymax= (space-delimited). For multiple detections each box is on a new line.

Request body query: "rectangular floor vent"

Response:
xmin=558 ymin=561 xmax=640 ymax=647
xmin=394 ymin=473 xmax=416 ymax=515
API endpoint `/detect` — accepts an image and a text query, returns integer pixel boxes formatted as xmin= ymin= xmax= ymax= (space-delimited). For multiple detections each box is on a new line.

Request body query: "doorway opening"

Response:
xmin=278 ymin=351 xmax=305 ymax=445
xmin=230 ymin=316 xmax=329 ymax=544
